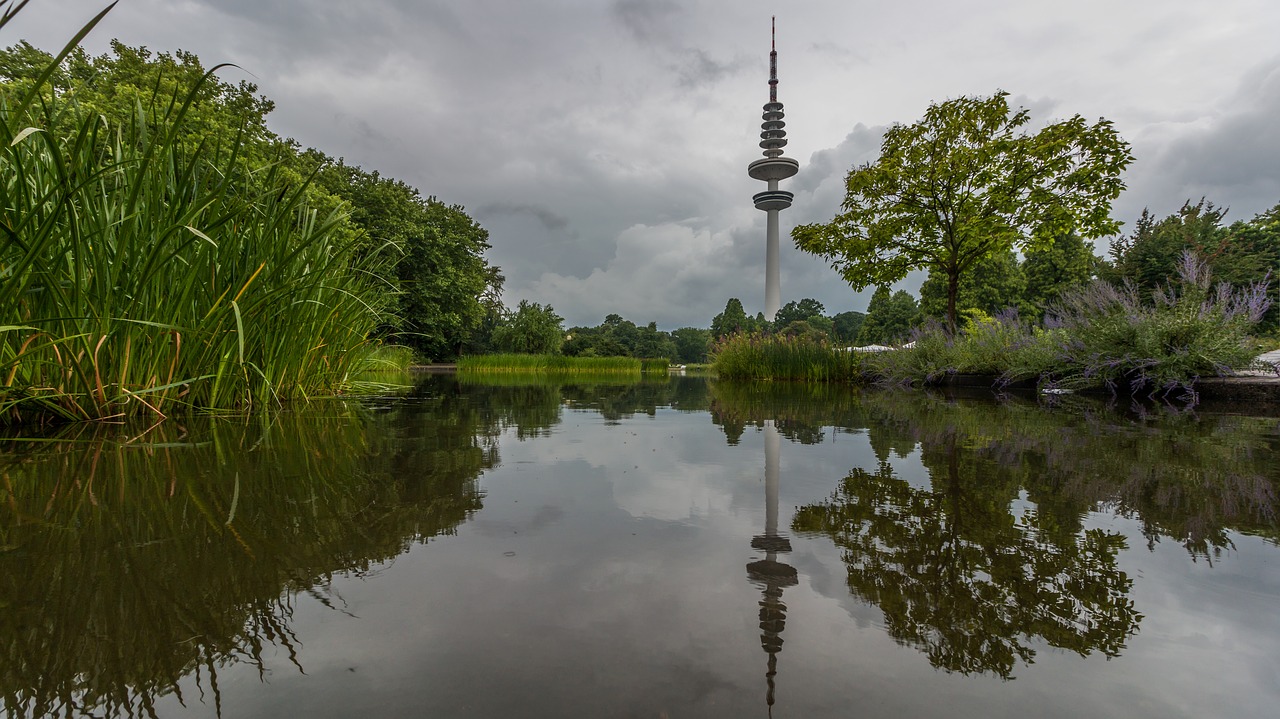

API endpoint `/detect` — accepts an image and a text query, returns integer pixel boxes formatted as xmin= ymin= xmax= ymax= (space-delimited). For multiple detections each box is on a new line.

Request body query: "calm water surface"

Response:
xmin=3 ymin=375 xmax=1280 ymax=718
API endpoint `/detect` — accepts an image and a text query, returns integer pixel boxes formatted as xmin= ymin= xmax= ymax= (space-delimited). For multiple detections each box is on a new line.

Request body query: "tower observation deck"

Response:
xmin=748 ymin=18 xmax=799 ymax=322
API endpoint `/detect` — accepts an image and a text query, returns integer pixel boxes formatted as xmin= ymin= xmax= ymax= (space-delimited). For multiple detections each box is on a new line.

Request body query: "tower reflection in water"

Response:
xmin=746 ymin=420 xmax=796 ymax=715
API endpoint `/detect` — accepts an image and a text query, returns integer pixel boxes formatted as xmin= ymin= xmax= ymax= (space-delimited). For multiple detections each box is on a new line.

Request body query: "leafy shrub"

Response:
xmin=1041 ymin=252 xmax=1270 ymax=395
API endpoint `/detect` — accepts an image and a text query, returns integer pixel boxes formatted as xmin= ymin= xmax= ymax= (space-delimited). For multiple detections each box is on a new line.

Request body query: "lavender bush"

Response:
xmin=1042 ymin=251 xmax=1270 ymax=395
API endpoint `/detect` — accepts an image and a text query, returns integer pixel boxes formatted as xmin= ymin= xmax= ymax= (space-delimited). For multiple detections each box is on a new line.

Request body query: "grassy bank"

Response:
xmin=715 ymin=254 xmax=1271 ymax=396
xmin=458 ymin=354 xmax=645 ymax=375
xmin=0 ymin=8 xmax=394 ymax=424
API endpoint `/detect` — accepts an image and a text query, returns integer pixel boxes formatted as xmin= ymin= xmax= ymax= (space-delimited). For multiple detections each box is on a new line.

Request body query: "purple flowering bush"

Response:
xmin=1040 ymin=252 xmax=1270 ymax=395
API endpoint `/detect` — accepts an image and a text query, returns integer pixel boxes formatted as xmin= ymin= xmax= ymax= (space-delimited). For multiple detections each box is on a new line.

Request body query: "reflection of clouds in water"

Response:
xmin=518 ymin=410 xmax=747 ymax=523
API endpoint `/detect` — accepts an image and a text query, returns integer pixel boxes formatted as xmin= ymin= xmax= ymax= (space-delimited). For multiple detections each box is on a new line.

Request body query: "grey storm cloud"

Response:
xmin=1136 ymin=60 xmax=1280 ymax=221
xmin=475 ymin=203 xmax=572 ymax=233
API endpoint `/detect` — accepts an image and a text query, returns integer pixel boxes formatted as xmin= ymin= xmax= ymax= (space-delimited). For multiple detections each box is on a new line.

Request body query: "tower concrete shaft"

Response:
xmin=748 ymin=17 xmax=798 ymax=322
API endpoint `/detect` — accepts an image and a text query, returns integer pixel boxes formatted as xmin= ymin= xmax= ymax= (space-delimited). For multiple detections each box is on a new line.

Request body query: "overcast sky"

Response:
xmin=8 ymin=0 xmax=1280 ymax=327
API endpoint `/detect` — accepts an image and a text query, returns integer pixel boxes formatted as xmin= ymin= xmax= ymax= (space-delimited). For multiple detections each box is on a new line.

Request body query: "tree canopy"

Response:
xmin=858 ymin=287 xmax=918 ymax=345
xmin=773 ymin=298 xmax=826 ymax=328
xmin=492 ymin=301 xmax=564 ymax=355
xmin=793 ymin=91 xmax=1133 ymax=332
xmin=1022 ymin=232 xmax=1099 ymax=318
xmin=917 ymin=249 xmax=1027 ymax=322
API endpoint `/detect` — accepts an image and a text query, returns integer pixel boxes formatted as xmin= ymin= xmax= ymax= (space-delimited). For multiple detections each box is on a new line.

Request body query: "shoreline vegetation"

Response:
xmin=456 ymin=354 xmax=670 ymax=376
xmin=714 ymin=253 xmax=1272 ymax=398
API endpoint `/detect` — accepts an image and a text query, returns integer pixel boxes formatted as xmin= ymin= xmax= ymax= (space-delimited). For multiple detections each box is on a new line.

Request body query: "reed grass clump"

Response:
xmin=0 ymin=8 xmax=394 ymax=424
xmin=640 ymin=358 xmax=669 ymax=374
xmin=712 ymin=333 xmax=868 ymax=383
xmin=457 ymin=353 xmax=642 ymax=375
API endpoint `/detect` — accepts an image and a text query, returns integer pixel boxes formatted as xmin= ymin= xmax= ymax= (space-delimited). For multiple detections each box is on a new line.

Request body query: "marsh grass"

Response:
xmin=0 ymin=3 xmax=395 ymax=424
xmin=640 ymin=358 xmax=669 ymax=374
xmin=457 ymin=354 xmax=642 ymax=375
xmin=712 ymin=333 xmax=868 ymax=383
xmin=364 ymin=344 xmax=418 ymax=372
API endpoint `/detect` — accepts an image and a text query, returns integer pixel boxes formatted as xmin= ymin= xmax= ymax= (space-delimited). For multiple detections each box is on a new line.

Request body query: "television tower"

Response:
xmin=748 ymin=17 xmax=799 ymax=322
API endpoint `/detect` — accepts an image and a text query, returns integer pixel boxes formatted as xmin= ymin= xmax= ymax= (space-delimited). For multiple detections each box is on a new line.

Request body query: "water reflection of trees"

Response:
xmin=794 ymin=446 xmax=1139 ymax=679
xmin=858 ymin=394 xmax=1280 ymax=558
xmin=710 ymin=385 xmax=1280 ymax=678
xmin=710 ymin=382 xmax=863 ymax=445
xmin=0 ymin=398 xmax=493 ymax=718
xmin=452 ymin=373 xmax=711 ymax=428
xmin=708 ymin=386 xmax=1280 ymax=558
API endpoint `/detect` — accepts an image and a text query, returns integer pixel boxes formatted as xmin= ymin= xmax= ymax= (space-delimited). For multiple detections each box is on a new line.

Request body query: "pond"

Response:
xmin=3 ymin=374 xmax=1279 ymax=718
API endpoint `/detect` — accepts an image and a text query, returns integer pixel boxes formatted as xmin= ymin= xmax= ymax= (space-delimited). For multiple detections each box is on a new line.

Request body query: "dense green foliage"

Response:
xmin=857 ymin=287 xmax=918 ymax=345
xmin=715 ymin=253 xmax=1270 ymax=396
xmin=917 ymin=249 xmax=1028 ymax=321
xmin=1022 ymin=232 xmax=1099 ymax=319
xmin=830 ymin=310 xmax=866 ymax=344
xmin=1 ymin=14 xmax=505 ymax=378
xmin=710 ymin=298 xmax=758 ymax=339
xmin=1107 ymin=200 xmax=1280 ymax=331
xmin=0 ymin=7 xmax=402 ymax=422
xmin=875 ymin=253 xmax=1270 ymax=394
xmin=490 ymin=300 xmax=564 ymax=355
xmin=670 ymin=327 xmax=712 ymax=363
xmin=773 ymin=298 xmax=825 ymax=327
xmin=794 ymin=91 xmax=1133 ymax=332
xmin=301 ymin=152 xmax=502 ymax=358
xmin=562 ymin=313 xmax=677 ymax=361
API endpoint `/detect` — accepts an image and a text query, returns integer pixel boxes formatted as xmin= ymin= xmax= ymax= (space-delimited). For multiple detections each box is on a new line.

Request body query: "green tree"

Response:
xmin=671 ymin=327 xmax=711 ymax=364
xmin=1107 ymin=201 xmax=1228 ymax=292
xmin=917 ymin=248 xmax=1028 ymax=322
xmin=1107 ymin=199 xmax=1280 ymax=298
xmin=0 ymin=40 xmax=281 ymax=166
xmin=793 ymin=91 xmax=1133 ymax=333
xmin=304 ymin=154 xmax=502 ymax=359
xmin=830 ymin=311 xmax=866 ymax=344
xmin=492 ymin=301 xmax=564 ymax=354
xmin=858 ymin=288 xmax=918 ymax=345
xmin=773 ymin=298 xmax=826 ymax=328
xmin=711 ymin=298 xmax=751 ymax=339
xmin=634 ymin=321 xmax=677 ymax=361
xmin=1022 ymin=232 xmax=1098 ymax=318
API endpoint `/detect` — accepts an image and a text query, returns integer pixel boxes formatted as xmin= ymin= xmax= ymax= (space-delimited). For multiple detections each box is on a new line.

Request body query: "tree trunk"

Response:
xmin=946 ymin=270 xmax=959 ymax=335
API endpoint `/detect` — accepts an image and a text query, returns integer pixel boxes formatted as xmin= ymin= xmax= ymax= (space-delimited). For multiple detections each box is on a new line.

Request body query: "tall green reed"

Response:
xmin=457 ymin=353 xmax=642 ymax=375
xmin=712 ymin=332 xmax=868 ymax=383
xmin=0 ymin=3 xmax=395 ymax=423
